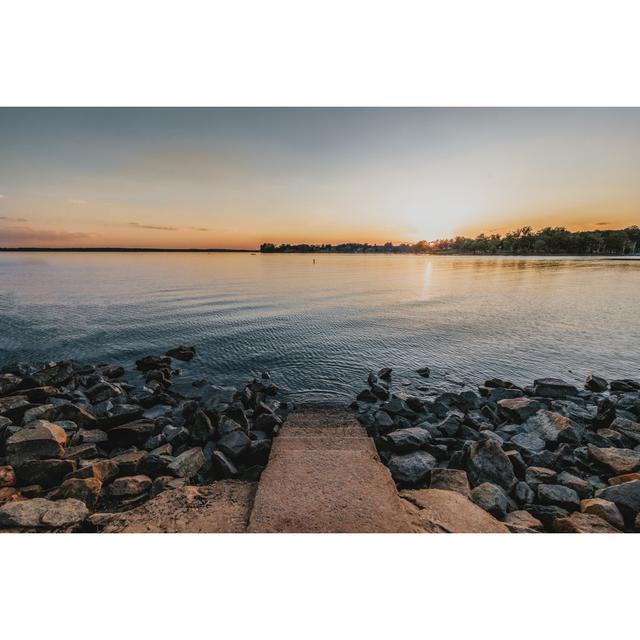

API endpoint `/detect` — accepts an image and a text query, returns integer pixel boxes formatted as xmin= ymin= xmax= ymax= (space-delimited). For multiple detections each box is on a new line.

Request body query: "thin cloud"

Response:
xmin=128 ymin=222 xmax=179 ymax=231
xmin=186 ymin=226 xmax=209 ymax=232
xmin=0 ymin=215 xmax=28 ymax=222
xmin=594 ymin=221 xmax=611 ymax=226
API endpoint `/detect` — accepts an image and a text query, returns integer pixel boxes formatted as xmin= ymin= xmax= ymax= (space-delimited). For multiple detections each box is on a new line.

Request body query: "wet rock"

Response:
xmin=557 ymin=471 xmax=592 ymax=499
xmin=135 ymin=355 xmax=172 ymax=371
xmin=356 ymin=388 xmax=378 ymax=403
xmin=585 ymin=373 xmax=608 ymax=392
xmin=166 ymin=345 xmax=196 ymax=361
xmin=0 ymin=372 xmax=22 ymax=395
xmin=86 ymin=380 xmax=122 ymax=403
xmin=371 ymin=383 xmax=390 ymax=401
xmin=109 ymin=475 xmax=152 ymax=498
xmin=538 ymin=484 xmax=580 ymax=511
xmin=168 ymin=447 xmax=205 ymax=478
xmin=596 ymin=480 xmax=640 ymax=524
xmin=387 ymin=450 xmax=437 ymax=485
xmin=0 ymin=465 xmax=16 ymax=488
xmin=377 ymin=367 xmax=392 ymax=380
xmin=49 ymin=477 xmax=102 ymax=508
xmin=593 ymin=397 xmax=616 ymax=429
xmin=253 ymin=412 xmax=282 ymax=435
xmin=533 ymin=378 xmax=579 ymax=399
xmin=504 ymin=510 xmax=544 ymax=533
xmin=6 ymin=420 xmax=67 ymax=465
xmin=429 ymin=468 xmax=471 ymax=498
xmin=216 ymin=431 xmax=251 ymax=460
xmin=587 ymin=445 xmax=640 ymax=475
xmin=471 ymin=482 xmax=509 ymax=518
xmin=497 ymin=397 xmax=544 ymax=423
xmin=610 ymin=379 xmax=640 ymax=392
xmin=0 ymin=497 xmax=87 ymax=529
xmin=15 ymin=459 xmax=75 ymax=488
xmin=416 ymin=366 xmax=431 ymax=378
xmin=611 ymin=417 xmax=640 ymax=444
xmin=580 ymin=498 xmax=624 ymax=530
xmin=488 ymin=387 xmax=523 ymax=403
xmin=385 ymin=427 xmax=433 ymax=452
xmin=466 ymin=437 xmax=516 ymax=491
xmin=30 ymin=362 xmax=75 ymax=388
xmin=553 ymin=512 xmax=619 ymax=533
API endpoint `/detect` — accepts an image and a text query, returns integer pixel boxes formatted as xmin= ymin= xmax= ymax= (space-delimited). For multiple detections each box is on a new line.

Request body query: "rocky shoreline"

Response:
xmin=351 ymin=368 xmax=640 ymax=532
xmin=0 ymin=347 xmax=288 ymax=531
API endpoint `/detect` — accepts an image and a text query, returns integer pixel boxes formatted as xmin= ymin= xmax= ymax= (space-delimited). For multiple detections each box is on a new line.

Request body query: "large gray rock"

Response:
xmin=524 ymin=410 xmax=579 ymax=444
xmin=585 ymin=374 xmax=608 ymax=392
xmin=387 ymin=450 xmax=437 ymax=485
xmin=466 ymin=437 xmax=516 ymax=491
xmin=0 ymin=497 xmax=88 ymax=529
xmin=385 ymin=427 xmax=433 ymax=452
xmin=15 ymin=459 xmax=75 ymax=488
xmin=497 ymin=397 xmax=544 ymax=423
xmin=168 ymin=447 xmax=205 ymax=478
xmin=5 ymin=420 xmax=67 ymax=465
xmin=596 ymin=480 xmax=640 ymax=525
xmin=471 ymin=482 xmax=509 ymax=518
xmin=557 ymin=471 xmax=592 ymax=499
xmin=533 ymin=378 xmax=579 ymax=399
xmin=537 ymin=484 xmax=580 ymax=511
xmin=216 ymin=430 xmax=251 ymax=460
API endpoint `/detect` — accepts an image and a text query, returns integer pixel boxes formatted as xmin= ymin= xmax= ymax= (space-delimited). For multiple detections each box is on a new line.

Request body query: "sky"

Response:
xmin=0 ymin=108 xmax=639 ymax=249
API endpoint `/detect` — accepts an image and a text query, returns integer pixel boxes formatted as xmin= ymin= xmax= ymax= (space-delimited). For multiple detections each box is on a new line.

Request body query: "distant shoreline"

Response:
xmin=0 ymin=247 xmax=255 ymax=253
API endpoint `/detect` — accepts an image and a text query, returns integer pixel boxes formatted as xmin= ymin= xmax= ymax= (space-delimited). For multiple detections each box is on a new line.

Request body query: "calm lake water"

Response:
xmin=0 ymin=252 xmax=638 ymax=403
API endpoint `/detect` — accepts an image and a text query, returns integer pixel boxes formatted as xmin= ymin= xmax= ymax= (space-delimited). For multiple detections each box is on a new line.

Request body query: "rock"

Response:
xmin=553 ymin=512 xmax=619 ymax=533
xmin=49 ymin=477 xmax=102 ymax=508
xmin=63 ymin=444 xmax=100 ymax=459
xmin=356 ymin=388 xmax=377 ymax=403
xmin=0 ymin=372 xmax=22 ymax=395
xmin=109 ymin=475 xmax=152 ymax=498
xmin=54 ymin=403 xmax=98 ymax=428
xmin=416 ymin=366 xmax=431 ymax=378
xmin=166 ymin=345 xmax=196 ymax=361
xmin=533 ymin=378 xmax=579 ymax=399
xmin=30 ymin=362 xmax=75 ymax=387
xmin=611 ymin=417 xmax=640 ymax=444
xmin=488 ymin=387 xmax=523 ymax=402
xmin=429 ymin=468 xmax=471 ymax=499
xmin=401 ymin=488 xmax=509 ymax=532
xmin=580 ymin=498 xmax=624 ymax=530
xmin=76 ymin=428 xmax=109 ymax=445
xmin=216 ymin=431 xmax=251 ymax=460
xmin=110 ymin=450 xmax=148 ymax=476
xmin=168 ymin=447 xmax=205 ymax=478
xmin=15 ymin=459 xmax=76 ymax=488
xmin=524 ymin=410 xmax=578 ymax=444
xmin=67 ymin=459 xmax=119 ymax=483
xmin=513 ymin=480 xmax=535 ymax=504
xmin=210 ymin=450 xmax=239 ymax=478
xmin=471 ymin=482 xmax=509 ymax=518
xmin=557 ymin=471 xmax=592 ymax=499
xmin=385 ymin=427 xmax=433 ymax=452
xmin=190 ymin=410 xmax=215 ymax=443
xmin=524 ymin=504 xmax=569 ymax=531
xmin=108 ymin=420 xmax=156 ymax=448
xmin=0 ymin=497 xmax=87 ymax=529
xmin=587 ymin=445 xmax=640 ymax=475
xmin=377 ymin=367 xmax=392 ymax=380
xmin=497 ymin=397 xmax=544 ymax=423
xmin=0 ymin=487 xmax=20 ymax=505
xmin=85 ymin=381 xmax=122 ymax=403
xmin=370 ymin=383 xmax=389 ymax=401
xmin=373 ymin=410 xmax=394 ymax=433
xmin=466 ymin=437 xmax=516 ymax=491
xmin=596 ymin=480 xmax=640 ymax=525
xmin=608 ymin=472 xmax=640 ymax=486
xmin=135 ymin=355 xmax=171 ymax=371
xmin=5 ymin=420 xmax=67 ymax=465
xmin=150 ymin=476 xmax=188 ymax=497
xmin=538 ymin=484 xmax=580 ymax=511
xmin=585 ymin=373 xmax=608 ymax=392
xmin=387 ymin=450 xmax=437 ymax=485
xmin=510 ymin=432 xmax=546 ymax=455
xmin=21 ymin=403 xmax=57 ymax=425
xmin=0 ymin=465 xmax=16 ymax=488
xmin=593 ymin=397 xmax=616 ymax=429
xmin=610 ymin=379 xmax=640 ymax=392
xmin=503 ymin=510 xmax=544 ymax=533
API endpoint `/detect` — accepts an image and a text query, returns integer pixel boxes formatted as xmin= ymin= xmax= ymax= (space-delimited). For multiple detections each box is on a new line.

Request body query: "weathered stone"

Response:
xmin=513 ymin=480 xmax=535 ymax=504
xmin=385 ymin=427 xmax=433 ymax=452
xmin=31 ymin=362 xmax=75 ymax=387
xmin=0 ymin=465 xmax=16 ymax=488
xmin=580 ymin=498 xmax=624 ymax=530
xmin=585 ymin=373 xmax=608 ymax=392
xmin=67 ymin=459 xmax=119 ymax=483
xmin=168 ymin=447 xmax=205 ymax=478
xmin=429 ymin=468 xmax=471 ymax=498
xmin=0 ymin=497 xmax=87 ymax=529
xmin=15 ymin=459 xmax=75 ymax=488
xmin=110 ymin=450 xmax=148 ymax=476
xmin=416 ymin=366 xmax=431 ymax=378
xmin=76 ymin=428 xmax=109 ymax=445
xmin=593 ymin=397 xmax=616 ymax=429
xmin=49 ymin=477 xmax=102 ymax=508
xmin=190 ymin=410 xmax=215 ymax=443
xmin=610 ymin=379 xmax=640 ymax=392
xmin=108 ymin=420 xmax=156 ymax=448
xmin=387 ymin=450 xmax=437 ymax=485
xmin=556 ymin=471 xmax=592 ymax=499
xmin=588 ymin=444 xmax=640 ymax=475
xmin=370 ymin=383 xmax=389 ymax=401
xmin=533 ymin=378 xmax=578 ymax=399
xmin=217 ymin=430 xmax=252 ymax=460
xmin=471 ymin=482 xmax=509 ymax=518
xmin=0 ymin=487 xmax=20 ymax=505
xmin=6 ymin=420 xmax=67 ymax=465
xmin=166 ymin=345 xmax=196 ymax=361
xmin=135 ymin=355 xmax=171 ymax=371
xmin=538 ymin=484 xmax=580 ymax=511
xmin=524 ymin=504 xmax=569 ymax=531
xmin=608 ymin=472 xmax=640 ymax=486
xmin=503 ymin=510 xmax=544 ymax=533
xmin=466 ymin=437 xmax=516 ymax=491
xmin=21 ymin=403 xmax=57 ymax=425
xmin=150 ymin=475 xmax=188 ymax=497
xmin=54 ymin=403 xmax=98 ymax=428
xmin=497 ymin=397 xmax=544 ymax=423
xmin=596 ymin=480 xmax=640 ymax=524
xmin=510 ymin=432 xmax=546 ymax=455
xmin=524 ymin=466 xmax=557 ymax=488
xmin=553 ymin=512 xmax=619 ymax=533
xmin=85 ymin=380 xmax=122 ymax=403
xmin=109 ymin=475 xmax=152 ymax=497
xmin=62 ymin=443 xmax=100 ymax=459
xmin=210 ymin=450 xmax=239 ymax=478
xmin=524 ymin=410 xmax=578 ymax=444
xmin=611 ymin=417 xmax=640 ymax=444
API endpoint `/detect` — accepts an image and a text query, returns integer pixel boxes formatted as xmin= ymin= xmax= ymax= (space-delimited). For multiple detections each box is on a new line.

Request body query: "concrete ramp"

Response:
xmin=248 ymin=408 xmax=416 ymax=533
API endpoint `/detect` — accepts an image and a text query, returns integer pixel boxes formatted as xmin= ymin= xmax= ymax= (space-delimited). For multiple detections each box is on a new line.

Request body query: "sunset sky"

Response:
xmin=0 ymin=108 xmax=639 ymax=249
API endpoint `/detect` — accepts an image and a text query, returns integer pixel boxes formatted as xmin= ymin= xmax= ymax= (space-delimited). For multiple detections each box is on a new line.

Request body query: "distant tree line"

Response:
xmin=261 ymin=225 xmax=640 ymax=255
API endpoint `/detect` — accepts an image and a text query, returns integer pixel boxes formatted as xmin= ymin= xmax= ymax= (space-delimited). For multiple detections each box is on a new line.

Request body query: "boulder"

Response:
xmin=429 ymin=468 xmax=471 ymax=499
xmin=524 ymin=410 xmax=578 ymax=444
xmin=585 ymin=374 xmax=608 ymax=392
xmin=608 ymin=472 xmax=640 ymax=486
xmin=524 ymin=504 xmax=569 ymax=531
xmin=110 ymin=451 xmax=148 ymax=476
xmin=596 ymin=480 xmax=640 ymax=525
xmin=401 ymin=488 xmax=509 ymax=533
xmin=21 ymin=404 xmax=56 ymax=425
xmin=466 ymin=437 xmax=516 ymax=491
xmin=356 ymin=388 xmax=377 ymax=403
xmin=387 ymin=450 xmax=437 ymax=485
xmin=553 ymin=512 xmax=619 ymax=533
xmin=216 ymin=431 xmax=251 ymax=460
xmin=497 ymin=397 xmax=544 ymax=423
xmin=503 ymin=510 xmax=544 ymax=533
xmin=610 ymin=379 xmax=640 ymax=392
xmin=557 ymin=471 xmax=592 ymax=499
xmin=5 ymin=420 xmax=67 ymax=465
xmin=190 ymin=410 xmax=215 ymax=443
xmin=524 ymin=466 xmax=557 ymax=488
xmin=66 ymin=459 xmax=119 ymax=483
xmin=210 ymin=450 xmax=239 ymax=478
xmin=108 ymin=420 xmax=156 ymax=448
xmin=533 ymin=378 xmax=578 ymax=399
xmin=0 ymin=497 xmax=87 ymax=529
xmin=30 ymin=362 xmax=75 ymax=387
xmin=593 ymin=397 xmax=616 ymax=429
xmin=416 ymin=366 xmax=431 ymax=378
xmin=0 ymin=487 xmax=20 ymax=505
xmin=0 ymin=465 xmax=16 ymax=488
xmin=587 ymin=445 xmax=640 ymax=475
xmin=54 ymin=403 xmax=98 ymax=428
xmin=109 ymin=475 xmax=152 ymax=498
xmin=15 ymin=459 xmax=76 ymax=488
xmin=611 ymin=417 xmax=640 ymax=444
xmin=165 ymin=345 xmax=196 ymax=361
xmin=471 ymin=482 xmax=509 ymax=518
xmin=510 ymin=432 xmax=545 ymax=455
xmin=385 ymin=427 xmax=432 ymax=452
xmin=135 ymin=355 xmax=171 ymax=371
xmin=537 ymin=484 xmax=580 ymax=511
xmin=49 ymin=477 xmax=102 ymax=508
xmin=580 ymin=498 xmax=624 ymax=530
xmin=168 ymin=447 xmax=205 ymax=478
xmin=513 ymin=480 xmax=535 ymax=504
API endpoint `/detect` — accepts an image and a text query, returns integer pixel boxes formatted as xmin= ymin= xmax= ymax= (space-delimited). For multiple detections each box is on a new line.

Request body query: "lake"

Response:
xmin=0 ymin=252 xmax=638 ymax=403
